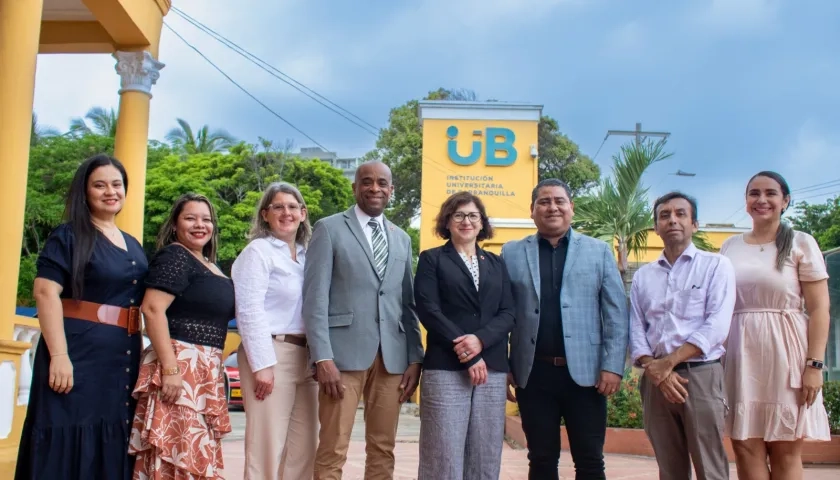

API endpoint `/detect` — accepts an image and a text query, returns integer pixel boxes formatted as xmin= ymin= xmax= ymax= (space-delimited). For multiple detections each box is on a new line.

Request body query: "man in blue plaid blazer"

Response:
xmin=502 ymin=178 xmax=630 ymax=480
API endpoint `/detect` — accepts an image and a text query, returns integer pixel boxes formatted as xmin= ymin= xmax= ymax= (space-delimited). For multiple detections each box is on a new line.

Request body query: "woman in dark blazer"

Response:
xmin=415 ymin=191 xmax=516 ymax=480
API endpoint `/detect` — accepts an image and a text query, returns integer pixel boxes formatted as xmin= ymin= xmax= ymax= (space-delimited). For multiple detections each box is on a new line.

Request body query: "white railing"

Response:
xmin=13 ymin=324 xmax=40 ymax=406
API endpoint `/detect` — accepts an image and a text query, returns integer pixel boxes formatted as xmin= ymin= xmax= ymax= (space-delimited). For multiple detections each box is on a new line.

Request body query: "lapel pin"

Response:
xmin=479 ymin=255 xmax=485 ymax=260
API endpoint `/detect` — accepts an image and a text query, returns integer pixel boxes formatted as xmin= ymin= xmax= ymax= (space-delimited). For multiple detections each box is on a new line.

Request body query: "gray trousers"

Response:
xmin=641 ymin=361 xmax=730 ymax=480
xmin=418 ymin=369 xmax=507 ymax=480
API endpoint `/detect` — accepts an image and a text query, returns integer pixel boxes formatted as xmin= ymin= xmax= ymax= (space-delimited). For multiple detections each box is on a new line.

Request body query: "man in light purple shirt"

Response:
xmin=630 ymin=191 xmax=736 ymax=480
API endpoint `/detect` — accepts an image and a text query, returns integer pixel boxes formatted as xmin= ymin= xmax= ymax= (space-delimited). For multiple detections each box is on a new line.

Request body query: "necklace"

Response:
xmin=747 ymin=232 xmax=774 ymax=252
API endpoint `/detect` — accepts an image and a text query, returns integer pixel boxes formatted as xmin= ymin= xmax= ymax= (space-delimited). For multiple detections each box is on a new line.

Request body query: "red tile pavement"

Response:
xmin=220 ymin=439 xmax=839 ymax=479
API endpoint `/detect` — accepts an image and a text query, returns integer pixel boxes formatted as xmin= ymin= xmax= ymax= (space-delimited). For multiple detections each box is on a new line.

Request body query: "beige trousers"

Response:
xmin=238 ymin=336 xmax=319 ymax=480
xmin=314 ymin=351 xmax=404 ymax=480
xmin=641 ymin=361 xmax=730 ymax=480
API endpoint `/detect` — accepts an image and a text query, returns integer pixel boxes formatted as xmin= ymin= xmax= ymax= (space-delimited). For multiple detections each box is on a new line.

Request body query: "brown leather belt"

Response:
xmin=272 ymin=334 xmax=307 ymax=348
xmin=537 ymin=356 xmax=567 ymax=367
xmin=61 ymin=299 xmax=141 ymax=335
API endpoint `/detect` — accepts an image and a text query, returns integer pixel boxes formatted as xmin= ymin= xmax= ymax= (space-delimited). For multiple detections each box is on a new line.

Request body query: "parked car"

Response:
xmin=224 ymin=352 xmax=243 ymax=409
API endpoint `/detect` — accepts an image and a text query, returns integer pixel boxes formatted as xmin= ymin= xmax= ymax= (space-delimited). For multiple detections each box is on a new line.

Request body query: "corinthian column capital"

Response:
xmin=113 ymin=51 xmax=165 ymax=97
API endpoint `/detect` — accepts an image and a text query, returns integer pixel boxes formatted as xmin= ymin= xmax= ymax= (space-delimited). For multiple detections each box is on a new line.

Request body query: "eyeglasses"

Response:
xmin=452 ymin=212 xmax=481 ymax=223
xmin=266 ymin=203 xmax=302 ymax=213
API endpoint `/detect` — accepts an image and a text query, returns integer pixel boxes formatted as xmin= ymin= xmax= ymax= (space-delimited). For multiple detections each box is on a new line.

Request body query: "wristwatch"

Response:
xmin=805 ymin=358 xmax=825 ymax=370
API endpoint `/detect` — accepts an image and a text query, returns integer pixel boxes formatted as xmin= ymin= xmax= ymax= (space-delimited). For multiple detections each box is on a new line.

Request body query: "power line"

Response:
xmin=605 ymin=122 xmax=670 ymax=147
xmin=170 ymin=6 xmax=380 ymax=137
xmin=728 ymin=189 xmax=840 ymax=227
xmin=590 ymin=135 xmax=608 ymax=162
xmin=163 ymin=22 xmax=330 ymax=151
xmin=797 ymin=189 xmax=840 ymax=202
xmin=721 ymin=177 xmax=840 ymax=222
xmin=793 ymin=179 xmax=840 ymax=195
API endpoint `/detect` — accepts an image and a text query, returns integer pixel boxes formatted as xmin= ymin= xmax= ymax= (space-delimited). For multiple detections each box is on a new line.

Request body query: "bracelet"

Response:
xmin=161 ymin=366 xmax=180 ymax=376
xmin=50 ymin=352 xmax=68 ymax=357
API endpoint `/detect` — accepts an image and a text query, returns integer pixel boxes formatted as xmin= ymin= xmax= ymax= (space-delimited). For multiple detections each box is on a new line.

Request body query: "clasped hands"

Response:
xmin=641 ymin=357 xmax=689 ymax=404
xmin=315 ymin=359 xmax=421 ymax=404
xmin=454 ymin=334 xmax=487 ymax=386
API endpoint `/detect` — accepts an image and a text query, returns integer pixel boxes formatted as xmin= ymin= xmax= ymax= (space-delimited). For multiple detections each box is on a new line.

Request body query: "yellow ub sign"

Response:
xmin=417 ymin=101 xmax=543 ymax=254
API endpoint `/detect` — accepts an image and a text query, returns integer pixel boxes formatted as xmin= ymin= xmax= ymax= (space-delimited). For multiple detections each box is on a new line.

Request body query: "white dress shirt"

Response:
xmin=629 ymin=243 xmax=737 ymax=366
xmin=354 ymin=204 xmax=388 ymax=251
xmin=231 ymin=236 xmax=306 ymax=372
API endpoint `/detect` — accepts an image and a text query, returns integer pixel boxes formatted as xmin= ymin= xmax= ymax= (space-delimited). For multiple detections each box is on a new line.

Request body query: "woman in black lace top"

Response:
xmin=128 ymin=193 xmax=234 ymax=479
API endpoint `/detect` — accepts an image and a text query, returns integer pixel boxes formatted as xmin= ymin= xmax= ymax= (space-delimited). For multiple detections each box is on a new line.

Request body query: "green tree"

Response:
xmin=574 ymin=140 xmax=715 ymax=281
xmin=17 ymin=134 xmax=173 ymax=306
xmin=537 ymin=116 xmax=601 ymax=197
xmin=144 ymin=146 xmax=353 ymax=270
xmin=692 ymin=231 xmax=717 ymax=252
xmin=792 ymin=197 xmax=840 ymax=251
xmin=70 ymin=106 xmax=118 ymax=137
xmin=165 ymin=118 xmax=238 ymax=154
xmin=365 ymin=89 xmax=600 ymax=229
xmin=363 ymin=88 xmax=474 ymax=229
xmin=574 ymin=140 xmax=673 ymax=281
xmin=23 ymin=134 xmax=117 ymax=256
xmin=31 ymin=112 xmax=60 ymax=146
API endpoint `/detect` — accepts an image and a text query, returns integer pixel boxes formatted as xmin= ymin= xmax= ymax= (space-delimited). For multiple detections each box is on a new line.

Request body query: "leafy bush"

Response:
xmin=606 ymin=368 xmax=644 ymax=429
xmin=16 ymin=254 xmax=38 ymax=307
xmin=511 ymin=373 xmax=840 ymax=436
xmin=824 ymin=380 xmax=840 ymax=435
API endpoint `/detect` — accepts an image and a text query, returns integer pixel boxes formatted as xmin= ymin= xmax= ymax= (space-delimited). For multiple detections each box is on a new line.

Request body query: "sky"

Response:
xmin=32 ymin=0 xmax=839 ymax=227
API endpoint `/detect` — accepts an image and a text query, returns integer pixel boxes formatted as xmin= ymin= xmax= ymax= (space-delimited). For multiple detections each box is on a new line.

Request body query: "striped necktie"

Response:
xmin=368 ymin=219 xmax=387 ymax=278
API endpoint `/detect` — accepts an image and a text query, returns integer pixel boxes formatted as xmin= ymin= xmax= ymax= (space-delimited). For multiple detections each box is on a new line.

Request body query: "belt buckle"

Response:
xmin=127 ymin=306 xmax=141 ymax=335
xmin=553 ymin=357 xmax=566 ymax=367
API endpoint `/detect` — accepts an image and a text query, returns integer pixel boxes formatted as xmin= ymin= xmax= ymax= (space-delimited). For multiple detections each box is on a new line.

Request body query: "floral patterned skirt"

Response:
xmin=129 ymin=340 xmax=232 ymax=479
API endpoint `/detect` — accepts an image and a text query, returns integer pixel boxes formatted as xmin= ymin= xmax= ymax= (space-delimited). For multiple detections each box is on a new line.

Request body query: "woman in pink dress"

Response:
xmin=720 ymin=171 xmax=831 ymax=480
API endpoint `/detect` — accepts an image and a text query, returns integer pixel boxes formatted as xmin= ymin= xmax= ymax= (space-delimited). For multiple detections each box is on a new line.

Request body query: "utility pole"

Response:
xmin=606 ymin=122 xmax=670 ymax=146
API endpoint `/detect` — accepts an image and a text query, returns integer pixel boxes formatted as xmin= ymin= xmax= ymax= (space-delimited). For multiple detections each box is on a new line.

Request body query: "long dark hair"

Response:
xmin=746 ymin=171 xmax=792 ymax=271
xmin=156 ymin=193 xmax=221 ymax=263
xmin=65 ymin=154 xmax=128 ymax=299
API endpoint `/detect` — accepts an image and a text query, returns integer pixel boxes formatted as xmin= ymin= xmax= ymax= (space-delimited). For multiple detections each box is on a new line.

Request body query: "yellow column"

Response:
xmin=112 ymin=50 xmax=165 ymax=242
xmin=0 ymin=1 xmax=45 ymax=474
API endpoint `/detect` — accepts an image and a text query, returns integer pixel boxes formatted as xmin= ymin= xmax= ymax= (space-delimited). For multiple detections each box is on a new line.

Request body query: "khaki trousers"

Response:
xmin=314 ymin=351 xmax=404 ymax=480
xmin=238 ymin=337 xmax=319 ymax=480
xmin=641 ymin=361 xmax=730 ymax=480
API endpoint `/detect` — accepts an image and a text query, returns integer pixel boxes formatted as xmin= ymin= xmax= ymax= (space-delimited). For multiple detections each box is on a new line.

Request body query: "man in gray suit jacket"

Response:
xmin=302 ymin=161 xmax=424 ymax=480
xmin=502 ymin=178 xmax=629 ymax=480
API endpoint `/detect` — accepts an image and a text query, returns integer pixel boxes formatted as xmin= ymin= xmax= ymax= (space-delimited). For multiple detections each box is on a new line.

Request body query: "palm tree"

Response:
xmin=574 ymin=140 xmax=673 ymax=282
xmin=69 ymin=106 xmax=118 ymax=137
xmin=575 ymin=140 xmax=717 ymax=284
xmin=165 ymin=118 xmax=237 ymax=154
xmin=31 ymin=112 xmax=60 ymax=146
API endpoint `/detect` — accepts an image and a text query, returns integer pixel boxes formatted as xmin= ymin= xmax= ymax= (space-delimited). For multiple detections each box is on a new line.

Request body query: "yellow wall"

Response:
xmin=418 ymin=103 xmax=543 ymax=252
xmin=625 ymin=228 xmax=745 ymax=264
xmin=0 ymin=1 xmax=168 ymax=475
xmin=417 ymin=101 xmax=543 ymax=411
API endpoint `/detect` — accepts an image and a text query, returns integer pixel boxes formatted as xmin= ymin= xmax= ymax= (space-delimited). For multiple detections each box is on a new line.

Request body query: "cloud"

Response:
xmin=601 ymin=21 xmax=647 ymax=58
xmin=689 ymin=0 xmax=779 ymax=33
xmin=349 ymin=0 xmax=578 ymax=67
xmin=33 ymin=54 xmax=122 ymax=132
xmin=781 ymin=121 xmax=840 ymax=202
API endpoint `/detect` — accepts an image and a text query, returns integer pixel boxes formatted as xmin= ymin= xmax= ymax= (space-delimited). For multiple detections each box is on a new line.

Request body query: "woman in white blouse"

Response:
xmin=231 ymin=182 xmax=317 ymax=480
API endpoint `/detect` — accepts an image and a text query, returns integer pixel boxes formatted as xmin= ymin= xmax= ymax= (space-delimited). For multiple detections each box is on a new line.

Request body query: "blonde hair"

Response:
xmin=248 ymin=182 xmax=312 ymax=246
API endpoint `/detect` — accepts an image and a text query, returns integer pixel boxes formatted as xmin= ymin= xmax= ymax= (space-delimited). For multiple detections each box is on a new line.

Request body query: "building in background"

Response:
xmin=626 ymin=224 xmax=747 ymax=264
xmin=298 ymin=147 xmax=362 ymax=181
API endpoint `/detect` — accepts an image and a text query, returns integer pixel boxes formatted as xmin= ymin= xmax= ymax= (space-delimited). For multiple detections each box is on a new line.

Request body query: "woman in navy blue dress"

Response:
xmin=15 ymin=154 xmax=149 ymax=480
